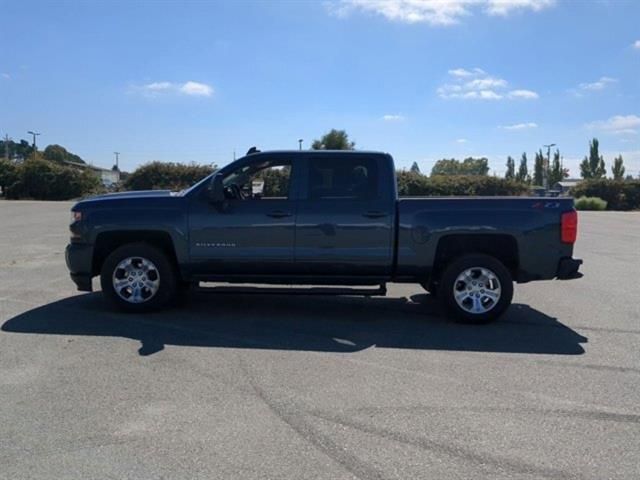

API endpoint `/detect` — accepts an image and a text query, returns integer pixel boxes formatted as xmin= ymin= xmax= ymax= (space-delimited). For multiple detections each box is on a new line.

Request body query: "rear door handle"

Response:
xmin=363 ymin=211 xmax=388 ymax=218
xmin=266 ymin=210 xmax=292 ymax=218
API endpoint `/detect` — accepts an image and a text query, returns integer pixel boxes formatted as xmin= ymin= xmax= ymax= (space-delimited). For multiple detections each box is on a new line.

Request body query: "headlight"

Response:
xmin=71 ymin=211 xmax=82 ymax=223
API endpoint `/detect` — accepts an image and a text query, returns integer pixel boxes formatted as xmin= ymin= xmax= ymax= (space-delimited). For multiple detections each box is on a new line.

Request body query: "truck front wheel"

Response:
xmin=100 ymin=243 xmax=177 ymax=312
xmin=439 ymin=254 xmax=513 ymax=324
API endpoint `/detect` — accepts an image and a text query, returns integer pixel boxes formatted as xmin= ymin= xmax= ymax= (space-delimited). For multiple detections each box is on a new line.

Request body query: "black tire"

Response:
xmin=174 ymin=281 xmax=195 ymax=306
xmin=100 ymin=242 xmax=177 ymax=312
xmin=419 ymin=281 xmax=438 ymax=297
xmin=439 ymin=254 xmax=513 ymax=324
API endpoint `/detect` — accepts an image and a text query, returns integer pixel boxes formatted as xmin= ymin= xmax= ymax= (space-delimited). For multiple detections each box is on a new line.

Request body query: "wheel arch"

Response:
xmin=430 ymin=234 xmax=519 ymax=284
xmin=92 ymin=230 xmax=180 ymax=277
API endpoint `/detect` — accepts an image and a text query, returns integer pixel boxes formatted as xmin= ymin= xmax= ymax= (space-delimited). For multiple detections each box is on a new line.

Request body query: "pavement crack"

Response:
xmin=235 ymin=355 xmax=387 ymax=480
xmin=308 ymin=409 xmax=582 ymax=480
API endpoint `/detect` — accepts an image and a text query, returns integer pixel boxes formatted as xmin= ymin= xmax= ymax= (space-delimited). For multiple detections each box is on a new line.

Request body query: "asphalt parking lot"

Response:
xmin=1 ymin=200 xmax=639 ymax=480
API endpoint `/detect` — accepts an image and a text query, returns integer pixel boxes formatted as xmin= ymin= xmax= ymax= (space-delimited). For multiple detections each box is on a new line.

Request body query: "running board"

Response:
xmin=196 ymin=283 xmax=387 ymax=297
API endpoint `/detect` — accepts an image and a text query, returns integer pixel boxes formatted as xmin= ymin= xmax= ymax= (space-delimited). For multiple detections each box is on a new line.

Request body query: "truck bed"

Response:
xmin=395 ymin=196 xmax=576 ymax=282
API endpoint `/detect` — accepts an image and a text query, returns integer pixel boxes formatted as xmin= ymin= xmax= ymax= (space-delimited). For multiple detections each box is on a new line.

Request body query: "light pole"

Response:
xmin=113 ymin=152 xmax=120 ymax=170
xmin=298 ymin=139 xmax=303 ymax=150
xmin=27 ymin=131 xmax=41 ymax=151
xmin=3 ymin=134 xmax=10 ymax=160
xmin=543 ymin=143 xmax=556 ymax=190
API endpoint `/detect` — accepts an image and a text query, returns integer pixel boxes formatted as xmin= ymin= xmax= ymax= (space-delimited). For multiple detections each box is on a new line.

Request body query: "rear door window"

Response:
xmin=308 ymin=157 xmax=378 ymax=200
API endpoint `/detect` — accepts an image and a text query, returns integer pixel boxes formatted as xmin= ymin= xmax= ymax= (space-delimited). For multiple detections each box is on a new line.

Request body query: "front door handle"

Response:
xmin=266 ymin=210 xmax=292 ymax=218
xmin=363 ymin=211 xmax=388 ymax=218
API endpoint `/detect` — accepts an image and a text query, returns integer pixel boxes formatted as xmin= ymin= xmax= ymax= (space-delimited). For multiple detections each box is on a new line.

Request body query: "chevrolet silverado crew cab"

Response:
xmin=66 ymin=150 xmax=582 ymax=323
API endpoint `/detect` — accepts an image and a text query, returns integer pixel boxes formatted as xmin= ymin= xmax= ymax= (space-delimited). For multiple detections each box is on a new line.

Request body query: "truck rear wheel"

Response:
xmin=439 ymin=254 xmax=513 ymax=324
xmin=100 ymin=243 xmax=177 ymax=312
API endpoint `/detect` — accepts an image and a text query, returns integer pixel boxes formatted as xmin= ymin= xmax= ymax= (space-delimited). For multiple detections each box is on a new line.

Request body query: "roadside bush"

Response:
xmin=0 ymin=159 xmax=19 ymax=196
xmin=396 ymin=171 xmax=527 ymax=196
xmin=4 ymin=159 xmax=101 ymax=200
xmin=123 ymin=161 xmax=215 ymax=191
xmin=574 ymin=196 xmax=607 ymax=211
xmin=572 ymin=179 xmax=640 ymax=210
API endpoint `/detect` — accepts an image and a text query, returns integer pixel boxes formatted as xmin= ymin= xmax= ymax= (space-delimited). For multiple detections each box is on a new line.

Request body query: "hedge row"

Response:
xmin=0 ymin=159 xmax=101 ymax=200
xmin=572 ymin=179 xmax=640 ymax=211
xmin=396 ymin=171 xmax=528 ymax=196
xmin=123 ymin=161 xmax=216 ymax=191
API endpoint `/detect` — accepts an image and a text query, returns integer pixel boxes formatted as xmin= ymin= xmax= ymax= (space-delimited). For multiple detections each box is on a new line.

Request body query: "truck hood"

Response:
xmin=87 ymin=190 xmax=174 ymax=201
xmin=73 ymin=190 xmax=177 ymax=209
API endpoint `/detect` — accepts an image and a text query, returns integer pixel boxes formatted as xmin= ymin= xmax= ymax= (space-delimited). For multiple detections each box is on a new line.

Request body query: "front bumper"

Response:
xmin=65 ymin=243 xmax=94 ymax=291
xmin=556 ymin=257 xmax=583 ymax=280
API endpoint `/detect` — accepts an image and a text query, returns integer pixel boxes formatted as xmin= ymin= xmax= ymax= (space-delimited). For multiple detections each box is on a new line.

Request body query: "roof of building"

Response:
xmin=555 ymin=179 xmax=582 ymax=187
xmin=63 ymin=159 xmax=117 ymax=173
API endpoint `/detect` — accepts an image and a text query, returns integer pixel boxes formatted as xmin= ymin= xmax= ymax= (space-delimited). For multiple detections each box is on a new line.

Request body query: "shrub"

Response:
xmin=572 ymin=179 xmax=640 ymax=210
xmin=0 ymin=159 xmax=19 ymax=196
xmin=4 ymin=159 xmax=101 ymax=200
xmin=396 ymin=171 xmax=527 ymax=196
xmin=574 ymin=196 xmax=608 ymax=211
xmin=123 ymin=161 xmax=215 ymax=191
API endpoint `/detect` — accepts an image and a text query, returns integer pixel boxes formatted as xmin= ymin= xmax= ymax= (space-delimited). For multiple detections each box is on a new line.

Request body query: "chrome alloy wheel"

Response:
xmin=453 ymin=267 xmax=502 ymax=314
xmin=112 ymin=257 xmax=160 ymax=304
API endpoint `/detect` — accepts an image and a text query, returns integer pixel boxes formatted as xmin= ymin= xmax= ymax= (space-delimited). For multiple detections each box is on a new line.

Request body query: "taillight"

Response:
xmin=561 ymin=210 xmax=578 ymax=244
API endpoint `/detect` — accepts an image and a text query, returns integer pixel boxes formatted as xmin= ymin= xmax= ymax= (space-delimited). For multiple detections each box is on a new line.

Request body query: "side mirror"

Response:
xmin=208 ymin=173 xmax=225 ymax=204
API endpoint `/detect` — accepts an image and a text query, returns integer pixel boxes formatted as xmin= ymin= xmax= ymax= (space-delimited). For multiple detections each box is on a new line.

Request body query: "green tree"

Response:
xmin=533 ymin=150 xmax=545 ymax=186
xmin=505 ymin=156 xmax=515 ymax=180
xmin=431 ymin=157 xmax=489 ymax=176
xmin=515 ymin=153 xmax=529 ymax=183
xmin=548 ymin=149 xmax=567 ymax=186
xmin=0 ymin=139 xmax=34 ymax=161
xmin=311 ymin=129 xmax=355 ymax=150
xmin=410 ymin=161 xmax=421 ymax=174
xmin=0 ymin=159 xmax=18 ymax=195
xmin=611 ymin=155 xmax=625 ymax=180
xmin=580 ymin=138 xmax=606 ymax=179
xmin=43 ymin=144 xmax=85 ymax=165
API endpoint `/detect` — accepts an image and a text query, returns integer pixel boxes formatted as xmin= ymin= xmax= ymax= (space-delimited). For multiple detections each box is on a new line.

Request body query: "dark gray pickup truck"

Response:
xmin=66 ymin=150 xmax=582 ymax=323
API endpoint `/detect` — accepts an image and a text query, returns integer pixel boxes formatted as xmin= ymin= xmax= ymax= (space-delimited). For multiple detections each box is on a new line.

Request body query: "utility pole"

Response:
xmin=113 ymin=152 xmax=120 ymax=169
xmin=543 ymin=143 xmax=556 ymax=190
xmin=3 ymin=134 xmax=10 ymax=160
xmin=27 ymin=131 xmax=41 ymax=158
xmin=298 ymin=139 xmax=303 ymax=151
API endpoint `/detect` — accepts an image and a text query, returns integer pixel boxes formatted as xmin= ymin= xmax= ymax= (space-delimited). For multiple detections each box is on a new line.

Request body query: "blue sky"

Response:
xmin=1 ymin=0 xmax=639 ymax=177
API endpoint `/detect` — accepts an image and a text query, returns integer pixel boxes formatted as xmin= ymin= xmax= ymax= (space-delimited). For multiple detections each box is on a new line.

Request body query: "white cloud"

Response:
xmin=586 ymin=115 xmax=640 ymax=136
xmin=329 ymin=0 xmax=555 ymax=26
xmin=578 ymin=76 xmax=617 ymax=91
xmin=438 ymin=68 xmax=538 ymax=100
xmin=382 ymin=114 xmax=406 ymax=121
xmin=507 ymin=89 xmax=539 ymax=99
xmin=466 ymin=77 xmax=508 ymax=89
xmin=456 ymin=138 xmax=468 ymax=143
xmin=144 ymin=81 xmax=173 ymax=92
xmin=1 ymin=73 xmax=10 ymax=79
xmin=500 ymin=122 xmax=538 ymax=130
xmin=448 ymin=67 xmax=485 ymax=77
xmin=137 ymin=80 xmax=214 ymax=97
xmin=486 ymin=0 xmax=555 ymax=16
xmin=180 ymin=81 xmax=213 ymax=96
xmin=633 ymin=40 xmax=640 ymax=50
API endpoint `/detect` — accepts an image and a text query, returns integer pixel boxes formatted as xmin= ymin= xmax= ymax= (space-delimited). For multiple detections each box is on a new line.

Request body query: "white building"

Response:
xmin=64 ymin=160 xmax=121 ymax=187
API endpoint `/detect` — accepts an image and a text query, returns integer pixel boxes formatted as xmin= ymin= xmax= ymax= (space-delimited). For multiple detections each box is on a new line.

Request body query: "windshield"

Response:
xmin=177 ymin=170 xmax=218 ymax=197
